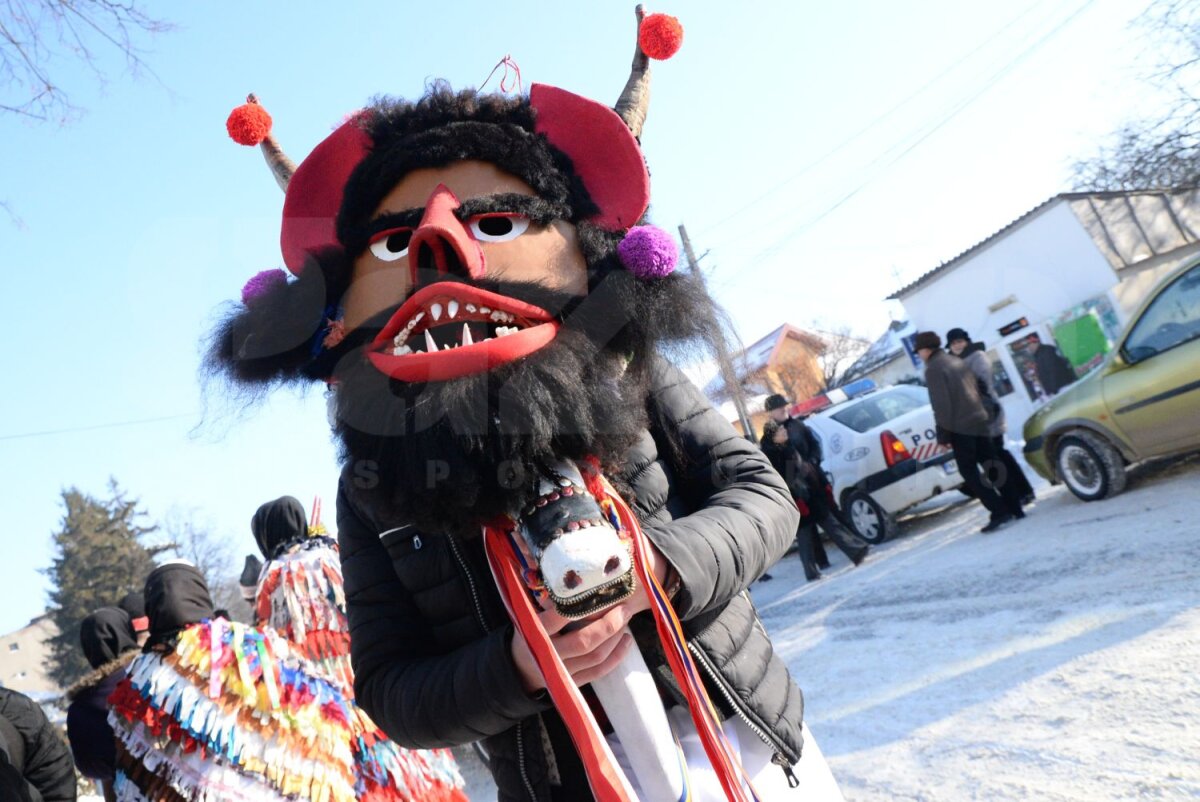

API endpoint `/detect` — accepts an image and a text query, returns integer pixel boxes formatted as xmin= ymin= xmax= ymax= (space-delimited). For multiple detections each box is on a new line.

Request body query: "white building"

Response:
xmin=890 ymin=188 xmax=1200 ymax=434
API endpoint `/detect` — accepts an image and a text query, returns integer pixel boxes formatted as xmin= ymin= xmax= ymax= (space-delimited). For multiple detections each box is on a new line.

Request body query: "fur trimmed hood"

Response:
xmin=65 ymin=649 xmax=137 ymax=703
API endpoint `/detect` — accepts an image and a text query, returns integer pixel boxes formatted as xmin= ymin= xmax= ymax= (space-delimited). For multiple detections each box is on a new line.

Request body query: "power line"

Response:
xmin=714 ymin=0 xmax=1101 ymax=275
xmin=695 ymin=0 xmax=1055 ymax=234
xmin=0 ymin=413 xmax=197 ymax=442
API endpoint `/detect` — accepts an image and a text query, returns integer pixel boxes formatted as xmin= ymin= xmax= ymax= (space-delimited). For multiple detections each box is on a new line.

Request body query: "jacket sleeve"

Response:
xmin=925 ymin=364 xmax=953 ymax=442
xmin=0 ymin=689 xmax=76 ymax=802
xmin=337 ymin=482 xmax=549 ymax=748
xmin=641 ymin=358 xmax=800 ymax=620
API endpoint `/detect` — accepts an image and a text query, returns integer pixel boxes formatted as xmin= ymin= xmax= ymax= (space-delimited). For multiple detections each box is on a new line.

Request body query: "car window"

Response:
xmin=1124 ymin=264 xmax=1200 ymax=362
xmin=830 ymin=387 xmax=927 ymax=433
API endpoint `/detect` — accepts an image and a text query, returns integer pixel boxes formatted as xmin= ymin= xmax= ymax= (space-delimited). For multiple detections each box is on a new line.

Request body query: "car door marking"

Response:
xmin=1113 ymin=378 xmax=1200 ymax=415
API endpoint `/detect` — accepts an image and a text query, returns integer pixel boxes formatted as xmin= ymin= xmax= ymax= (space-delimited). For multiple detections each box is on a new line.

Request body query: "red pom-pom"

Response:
xmin=639 ymin=13 xmax=684 ymax=60
xmin=226 ymin=101 xmax=272 ymax=146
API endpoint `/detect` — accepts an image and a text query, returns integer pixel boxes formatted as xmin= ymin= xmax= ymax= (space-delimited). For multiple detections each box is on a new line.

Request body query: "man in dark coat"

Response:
xmin=207 ymin=12 xmax=842 ymax=798
xmin=66 ymin=607 xmax=140 ymax=797
xmin=916 ymin=331 xmax=1024 ymax=533
xmin=764 ymin=394 xmax=868 ymax=565
xmin=945 ymin=327 xmax=1035 ymax=506
xmin=0 ymin=687 xmax=76 ymax=802
xmin=1029 ymin=336 xmax=1077 ymax=397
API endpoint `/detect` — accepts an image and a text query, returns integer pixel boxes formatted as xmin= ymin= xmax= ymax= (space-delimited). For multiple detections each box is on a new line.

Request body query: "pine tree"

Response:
xmin=43 ymin=480 xmax=164 ymax=687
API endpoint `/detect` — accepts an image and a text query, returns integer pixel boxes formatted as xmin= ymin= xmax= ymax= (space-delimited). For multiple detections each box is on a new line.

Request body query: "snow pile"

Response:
xmin=754 ymin=455 xmax=1200 ymax=800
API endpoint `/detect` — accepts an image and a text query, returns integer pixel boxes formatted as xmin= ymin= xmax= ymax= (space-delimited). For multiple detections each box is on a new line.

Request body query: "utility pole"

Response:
xmin=678 ymin=224 xmax=757 ymax=443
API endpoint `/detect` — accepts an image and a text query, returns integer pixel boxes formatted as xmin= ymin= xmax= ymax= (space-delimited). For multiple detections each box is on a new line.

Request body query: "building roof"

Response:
xmin=704 ymin=323 xmax=825 ymax=399
xmin=887 ymin=188 xmax=1200 ymax=300
xmin=841 ymin=319 xmax=915 ymax=382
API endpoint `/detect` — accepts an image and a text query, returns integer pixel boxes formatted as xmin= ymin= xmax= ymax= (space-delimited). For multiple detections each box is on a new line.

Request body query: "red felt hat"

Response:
xmin=276 ymin=85 xmax=650 ymax=274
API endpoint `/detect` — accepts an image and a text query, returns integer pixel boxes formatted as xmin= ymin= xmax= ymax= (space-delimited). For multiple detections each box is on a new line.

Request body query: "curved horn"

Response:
xmin=614 ymin=5 xmax=651 ymax=139
xmin=247 ymin=94 xmax=296 ymax=191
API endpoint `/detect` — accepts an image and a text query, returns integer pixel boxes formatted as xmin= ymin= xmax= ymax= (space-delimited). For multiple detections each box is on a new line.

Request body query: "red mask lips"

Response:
xmin=368 ymin=282 xmax=561 ymax=382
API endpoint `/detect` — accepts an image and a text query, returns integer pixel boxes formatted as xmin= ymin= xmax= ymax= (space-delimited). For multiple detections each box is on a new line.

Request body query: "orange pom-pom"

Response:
xmin=639 ymin=13 xmax=684 ymax=60
xmin=226 ymin=100 xmax=273 ymax=146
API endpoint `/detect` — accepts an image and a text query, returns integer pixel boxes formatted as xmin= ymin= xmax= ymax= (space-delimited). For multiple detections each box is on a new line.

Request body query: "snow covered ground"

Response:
xmin=755 ymin=453 xmax=1200 ymax=801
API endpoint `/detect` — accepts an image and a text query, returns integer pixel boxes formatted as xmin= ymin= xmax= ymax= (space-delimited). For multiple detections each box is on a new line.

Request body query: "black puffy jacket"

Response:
xmin=66 ymin=653 xmax=136 ymax=783
xmin=0 ymin=688 xmax=77 ymax=802
xmin=339 ymin=358 xmax=804 ymax=802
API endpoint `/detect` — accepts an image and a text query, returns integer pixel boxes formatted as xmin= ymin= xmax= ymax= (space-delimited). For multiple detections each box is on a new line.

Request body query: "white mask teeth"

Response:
xmin=448 ymin=300 xmax=459 ymax=319
xmin=430 ymin=302 xmax=443 ymax=322
xmin=461 ymin=323 xmax=474 ymax=346
xmin=479 ymin=306 xmax=491 ymax=315
xmin=393 ymin=344 xmax=413 ymax=356
xmin=465 ymin=303 xmax=477 ymax=313
xmin=496 ymin=325 xmax=519 ymax=337
xmin=424 ymin=330 xmax=438 ymax=352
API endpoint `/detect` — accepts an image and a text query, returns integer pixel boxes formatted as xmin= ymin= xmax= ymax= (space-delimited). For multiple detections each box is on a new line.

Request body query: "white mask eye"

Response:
xmin=469 ymin=214 xmax=530 ymax=243
xmin=368 ymin=228 xmax=414 ymax=262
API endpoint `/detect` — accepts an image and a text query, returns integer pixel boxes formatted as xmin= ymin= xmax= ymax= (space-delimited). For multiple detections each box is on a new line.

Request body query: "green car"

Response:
xmin=1023 ymin=258 xmax=1200 ymax=500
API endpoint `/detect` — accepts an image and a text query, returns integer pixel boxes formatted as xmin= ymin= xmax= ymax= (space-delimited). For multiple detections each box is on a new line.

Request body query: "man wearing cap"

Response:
xmin=915 ymin=331 xmax=1024 ymax=533
xmin=945 ymin=327 xmax=1035 ymax=506
xmin=764 ymin=394 xmax=868 ymax=565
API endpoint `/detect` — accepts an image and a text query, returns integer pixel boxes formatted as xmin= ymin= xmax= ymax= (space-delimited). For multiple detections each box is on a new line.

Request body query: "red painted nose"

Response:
xmin=407 ymin=184 xmax=486 ymax=282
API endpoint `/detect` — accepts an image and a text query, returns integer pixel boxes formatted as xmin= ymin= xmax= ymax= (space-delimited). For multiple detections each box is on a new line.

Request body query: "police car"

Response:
xmin=800 ymin=380 xmax=961 ymax=543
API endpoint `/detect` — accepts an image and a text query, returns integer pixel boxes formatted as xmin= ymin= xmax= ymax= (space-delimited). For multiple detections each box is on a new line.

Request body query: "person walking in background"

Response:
xmin=916 ymin=332 xmax=1025 ymax=533
xmin=762 ymin=420 xmax=829 ymax=581
xmin=0 ymin=687 xmax=76 ymax=802
xmin=66 ymin=607 xmax=140 ymax=801
xmin=765 ymin=395 xmax=868 ymax=565
xmin=1029 ymin=336 xmax=1077 ymax=397
xmin=946 ymin=328 xmax=1036 ymax=506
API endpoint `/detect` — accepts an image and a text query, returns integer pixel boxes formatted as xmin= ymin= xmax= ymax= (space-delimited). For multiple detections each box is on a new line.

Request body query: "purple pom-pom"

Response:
xmin=618 ymin=225 xmax=678 ymax=280
xmin=241 ymin=268 xmax=288 ymax=305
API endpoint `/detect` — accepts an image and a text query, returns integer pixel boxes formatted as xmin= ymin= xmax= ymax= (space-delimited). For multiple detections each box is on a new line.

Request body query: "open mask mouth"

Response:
xmin=368 ymin=282 xmax=561 ymax=382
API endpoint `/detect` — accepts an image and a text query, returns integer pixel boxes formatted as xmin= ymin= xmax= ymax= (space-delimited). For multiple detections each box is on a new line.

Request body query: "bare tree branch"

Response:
xmin=0 ymin=0 xmax=173 ymax=122
xmin=1074 ymin=0 xmax=1200 ymax=191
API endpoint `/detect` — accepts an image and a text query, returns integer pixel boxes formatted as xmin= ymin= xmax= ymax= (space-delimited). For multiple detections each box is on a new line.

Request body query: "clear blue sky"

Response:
xmin=0 ymin=0 xmax=1161 ymax=633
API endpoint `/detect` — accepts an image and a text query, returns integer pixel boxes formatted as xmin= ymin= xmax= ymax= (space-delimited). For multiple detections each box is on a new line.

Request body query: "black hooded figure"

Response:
xmin=143 ymin=562 xmax=215 ymax=649
xmin=66 ymin=607 xmax=139 ymax=789
xmin=250 ymin=495 xmax=309 ymax=558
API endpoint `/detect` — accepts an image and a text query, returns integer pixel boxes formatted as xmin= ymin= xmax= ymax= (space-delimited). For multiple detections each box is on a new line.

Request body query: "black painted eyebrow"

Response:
xmin=455 ymin=193 xmax=569 ymax=225
xmin=364 ymin=208 xmax=425 ymax=238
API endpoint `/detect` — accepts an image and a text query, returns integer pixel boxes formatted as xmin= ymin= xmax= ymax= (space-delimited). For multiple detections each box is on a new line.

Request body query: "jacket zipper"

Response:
xmin=687 ymin=642 xmax=800 ymax=787
xmin=448 ymin=532 xmax=538 ymax=801
xmin=515 ymin=722 xmax=538 ymax=802
xmin=447 ymin=533 xmax=490 ymax=633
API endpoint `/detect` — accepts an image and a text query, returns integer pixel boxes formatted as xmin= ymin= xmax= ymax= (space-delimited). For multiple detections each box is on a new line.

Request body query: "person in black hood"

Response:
xmin=250 ymin=495 xmax=308 ymax=559
xmin=66 ymin=607 xmax=139 ymax=797
xmin=143 ymin=561 xmax=214 ymax=649
xmin=116 ymin=592 xmax=149 ymax=647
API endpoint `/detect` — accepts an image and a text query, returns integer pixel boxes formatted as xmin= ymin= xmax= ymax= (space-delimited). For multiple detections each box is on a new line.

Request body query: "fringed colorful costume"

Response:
xmin=251 ymin=496 xmax=466 ymax=798
xmin=109 ymin=562 xmax=466 ymax=802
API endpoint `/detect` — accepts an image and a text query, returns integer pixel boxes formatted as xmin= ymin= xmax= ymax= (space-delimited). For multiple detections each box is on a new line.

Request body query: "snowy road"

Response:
xmin=754 ymin=454 xmax=1200 ymax=801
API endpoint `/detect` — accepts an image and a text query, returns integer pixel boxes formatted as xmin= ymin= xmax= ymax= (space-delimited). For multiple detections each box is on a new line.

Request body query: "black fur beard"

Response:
xmin=330 ymin=275 xmax=653 ymax=536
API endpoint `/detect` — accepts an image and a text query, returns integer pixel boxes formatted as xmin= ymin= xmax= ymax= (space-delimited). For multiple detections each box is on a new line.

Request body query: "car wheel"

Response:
xmin=843 ymin=490 xmax=893 ymax=544
xmin=1054 ymin=431 xmax=1127 ymax=501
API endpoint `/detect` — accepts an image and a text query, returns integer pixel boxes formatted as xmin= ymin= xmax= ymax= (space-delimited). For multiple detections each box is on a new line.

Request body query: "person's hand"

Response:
xmin=511 ymin=604 xmax=637 ymax=693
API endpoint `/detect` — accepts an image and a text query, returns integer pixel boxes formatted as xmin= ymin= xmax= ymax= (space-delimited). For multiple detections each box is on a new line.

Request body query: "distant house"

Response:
xmin=890 ymin=188 xmax=1200 ymax=435
xmin=705 ymin=323 xmax=826 ymax=436
xmin=0 ymin=613 xmax=60 ymax=698
xmin=840 ymin=320 xmax=921 ymax=388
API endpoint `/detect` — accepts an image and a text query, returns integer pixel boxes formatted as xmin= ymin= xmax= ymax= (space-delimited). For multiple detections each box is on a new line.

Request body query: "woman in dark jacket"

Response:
xmin=65 ymin=608 xmax=139 ymax=799
xmin=762 ymin=420 xmax=828 ymax=581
